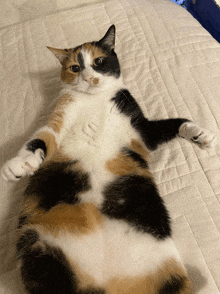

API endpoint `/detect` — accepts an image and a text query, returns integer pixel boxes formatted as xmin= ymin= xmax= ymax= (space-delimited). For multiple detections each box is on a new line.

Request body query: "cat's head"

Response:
xmin=47 ymin=25 xmax=121 ymax=94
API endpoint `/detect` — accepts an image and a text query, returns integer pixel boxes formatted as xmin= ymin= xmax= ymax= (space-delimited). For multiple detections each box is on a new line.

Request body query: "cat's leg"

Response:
xmin=139 ymin=118 xmax=217 ymax=150
xmin=112 ymin=89 xmax=216 ymax=150
xmin=1 ymin=126 xmax=57 ymax=181
xmin=1 ymin=93 xmax=75 ymax=181
xmin=17 ymin=227 xmax=106 ymax=294
xmin=17 ymin=229 xmax=77 ymax=294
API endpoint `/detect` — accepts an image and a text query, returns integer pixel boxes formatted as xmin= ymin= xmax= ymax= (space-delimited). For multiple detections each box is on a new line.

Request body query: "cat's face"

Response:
xmin=48 ymin=25 xmax=121 ymax=94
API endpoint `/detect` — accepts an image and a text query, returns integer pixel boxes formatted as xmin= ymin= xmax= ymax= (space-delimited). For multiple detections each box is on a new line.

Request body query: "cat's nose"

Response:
xmin=82 ymin=74 xmax=99 ymax=86
xmin=83 ymin=75 xmax=92 ymax=83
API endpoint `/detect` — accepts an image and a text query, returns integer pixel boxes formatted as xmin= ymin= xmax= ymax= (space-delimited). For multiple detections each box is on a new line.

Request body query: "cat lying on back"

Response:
xmin=1 ymin=25 xmax=217 ymax=294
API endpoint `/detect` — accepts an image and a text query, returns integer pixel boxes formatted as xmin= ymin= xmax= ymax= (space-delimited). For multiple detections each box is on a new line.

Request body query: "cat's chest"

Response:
xmin=61 ymin=96 xmax=137 ymax=158
xmin=72 ymin=98 xmax=110 ymax=144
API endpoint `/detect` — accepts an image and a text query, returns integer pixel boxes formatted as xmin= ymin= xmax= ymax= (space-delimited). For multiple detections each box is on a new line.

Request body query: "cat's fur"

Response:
xmin=2 ymin=25 xmax=217 ymax=294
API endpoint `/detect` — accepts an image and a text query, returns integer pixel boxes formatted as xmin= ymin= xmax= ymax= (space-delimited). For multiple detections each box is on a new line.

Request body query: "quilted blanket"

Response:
xmin=1 ymin=0 xmax=220 ymax=293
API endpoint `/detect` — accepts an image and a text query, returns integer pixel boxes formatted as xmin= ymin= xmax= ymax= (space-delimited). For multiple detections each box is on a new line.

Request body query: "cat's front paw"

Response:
xmin=179 ymin=122 xmax=217 ymax=149
xmin=1 ymin=152 xmax=43 ymax=181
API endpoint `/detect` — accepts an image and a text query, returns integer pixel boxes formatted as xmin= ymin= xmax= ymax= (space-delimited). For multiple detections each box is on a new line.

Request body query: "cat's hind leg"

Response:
xmin=17 ymin=228 xmax=78 ymax=294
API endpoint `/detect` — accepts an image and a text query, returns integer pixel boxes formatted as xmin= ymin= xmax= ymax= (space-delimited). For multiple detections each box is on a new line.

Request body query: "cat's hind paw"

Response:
xmin=179 ymin=122 xmax=217 ymax=149
xmin=1 ymin=152 xmax=42 ymax=181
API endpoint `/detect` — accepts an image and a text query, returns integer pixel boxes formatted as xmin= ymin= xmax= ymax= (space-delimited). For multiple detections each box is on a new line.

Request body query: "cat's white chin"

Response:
xmin=75 ymin=84 xmax=101 ymax=95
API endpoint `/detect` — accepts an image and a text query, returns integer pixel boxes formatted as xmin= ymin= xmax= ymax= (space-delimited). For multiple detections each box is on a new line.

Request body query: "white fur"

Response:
xmin=179 ymin=122 xmax=217 ymax=149
xmin=1 ymin=155 xmax=41 ymax=181
xmin=40 ymin=218 xmax=182 ymax=286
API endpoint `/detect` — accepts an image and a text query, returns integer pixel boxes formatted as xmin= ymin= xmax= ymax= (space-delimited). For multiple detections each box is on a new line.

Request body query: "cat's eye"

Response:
xmin=70 ymin=65 xmax=80 ymax=73
xmin=94 ymin=58 xmax=103 ymax=66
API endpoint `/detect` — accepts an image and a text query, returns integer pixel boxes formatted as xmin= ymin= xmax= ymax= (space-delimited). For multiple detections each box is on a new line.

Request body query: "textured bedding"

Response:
xmin=1 ymin=0 xmax=220 ymax=293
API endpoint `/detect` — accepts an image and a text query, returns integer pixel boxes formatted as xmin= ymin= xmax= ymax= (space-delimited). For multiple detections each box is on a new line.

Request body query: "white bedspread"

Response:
xmin=1 ymin=0 xmax=220 ymax=293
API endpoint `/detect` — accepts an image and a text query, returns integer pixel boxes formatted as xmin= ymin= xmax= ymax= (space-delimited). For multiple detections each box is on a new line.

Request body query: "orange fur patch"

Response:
xmin=61 ymin=48 xmax=81 ymax=84
xmin=106 ymin=258 xmax=193 ymax=294
xmin=22 ymin=196 xmax=42 ymax=218
xmin=29 ymin=203 xmax=102 ymax=237
xmin=83 ymin=43 xmax=107 ymax=61
xmin=47 ymin=47 xmax=69 ymax=65
xmin=48 ymin=93 xmax=74 ymax=133
xmin=155 ymin=258 xmax=193 ymax=294
xmin=61 ymin=67 xmax=78 ymax=84
xmin=37 ymin=131 xmax=57 ymax=158
xmin=130 ymin=139 xmax=150 ymax=161
xmin=92 ymin=77 xmax=99 ymax=85
xmin=47 ymin=148 xmax=73 ymax=163
xmin=107 ymin=276 xmax=154 ymax=294
xmin=106 ymin=139 xmax=152 ymax=179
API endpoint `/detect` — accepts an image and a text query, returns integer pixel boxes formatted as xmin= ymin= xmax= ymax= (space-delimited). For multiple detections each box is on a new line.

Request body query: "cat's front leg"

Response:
xmin=1 ymin=150 xmax=43 ymax=181
xmin=1 ymin=127 xmax=58 ymax=181
xmin=2 ymin=93 xmax=76 ymax=181
xmin=138 ymin=118 xmax=217 ymax=150
xmin=179 ymin=122 xmax=217 ymax=149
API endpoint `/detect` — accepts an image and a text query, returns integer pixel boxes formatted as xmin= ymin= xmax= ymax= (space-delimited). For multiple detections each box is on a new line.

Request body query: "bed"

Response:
xmin=0 ymin=0 xmax=220 ymax=293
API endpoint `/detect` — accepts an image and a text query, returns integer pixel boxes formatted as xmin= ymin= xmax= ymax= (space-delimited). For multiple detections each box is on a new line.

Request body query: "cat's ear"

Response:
xmin=47 ymin=46 xmax=69 ymax=65
xmin=98 ymin=25 xmax=116 ymax=50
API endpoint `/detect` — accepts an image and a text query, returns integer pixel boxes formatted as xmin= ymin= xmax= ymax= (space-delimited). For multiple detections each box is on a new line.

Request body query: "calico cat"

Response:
xmin=1 ymin=25 xmax=217 ymax=294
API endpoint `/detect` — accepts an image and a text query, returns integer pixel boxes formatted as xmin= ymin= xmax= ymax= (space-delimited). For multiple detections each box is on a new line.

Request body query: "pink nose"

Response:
xmin=83 ymin=75 xmax=92 ymax=83
xmin=83 ymin=75 xmax=99 ymax=86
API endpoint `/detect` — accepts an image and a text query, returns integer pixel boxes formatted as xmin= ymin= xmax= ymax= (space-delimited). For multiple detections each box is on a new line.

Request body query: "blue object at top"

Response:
xmin=186 ymin=0 xmax=220 ymax=43
xmin=171 ymin=0 xmax=187 ymax=7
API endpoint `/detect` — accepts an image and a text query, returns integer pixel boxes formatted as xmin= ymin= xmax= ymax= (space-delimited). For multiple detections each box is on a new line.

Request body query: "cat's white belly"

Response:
xmin=41 ymin=218 xmax=181 ymax=286
xmin=60 ymin=97 xmax=142 ymax=206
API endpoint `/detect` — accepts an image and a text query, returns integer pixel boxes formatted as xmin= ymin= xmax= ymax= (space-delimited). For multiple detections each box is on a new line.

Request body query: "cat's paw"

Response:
xmin=1 ymin=151 xmax=43 ymax=181
xmin=179 ymin=122 xmax=217 ymax=149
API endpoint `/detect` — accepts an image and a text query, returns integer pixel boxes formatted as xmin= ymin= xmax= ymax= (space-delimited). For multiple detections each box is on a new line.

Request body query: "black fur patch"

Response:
xmin=26 ymin=139 xmax=47 ymax=157
xmin=136 ymin=118 xmax=190 ymax=150
xmin=17 ymin=229 xmax=39 ymax=258
xmin=91 ymin=51 xmax=120 ymax=78
xmin=102 ymin=174 xmax=171 ymax=239
xmin=77 ymin=52 xmax=85 ymax=70
xmin=17 ymin=229 xmax=106 ymax=294
xmin=122 ymin=147 xmax=148 ymax=168
xmin=19 ymin=242 xmax=77 ymax=294
xmin=25 ymin=161 xmax=91 ymax=211
xmin=111 ymin=89 xmax=143 ymax=123
xmin=159 ymin=275 xmax=186 ymax=294
xmin=111 ymin=89 xmax=189 ymax=150
xmin=73 ymin=45 xmax=82 ymax=53
xmin=18 ymin=215 xmax=28 ymax=229
xmin=79 ymin=289 xmax=106 ymax=294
